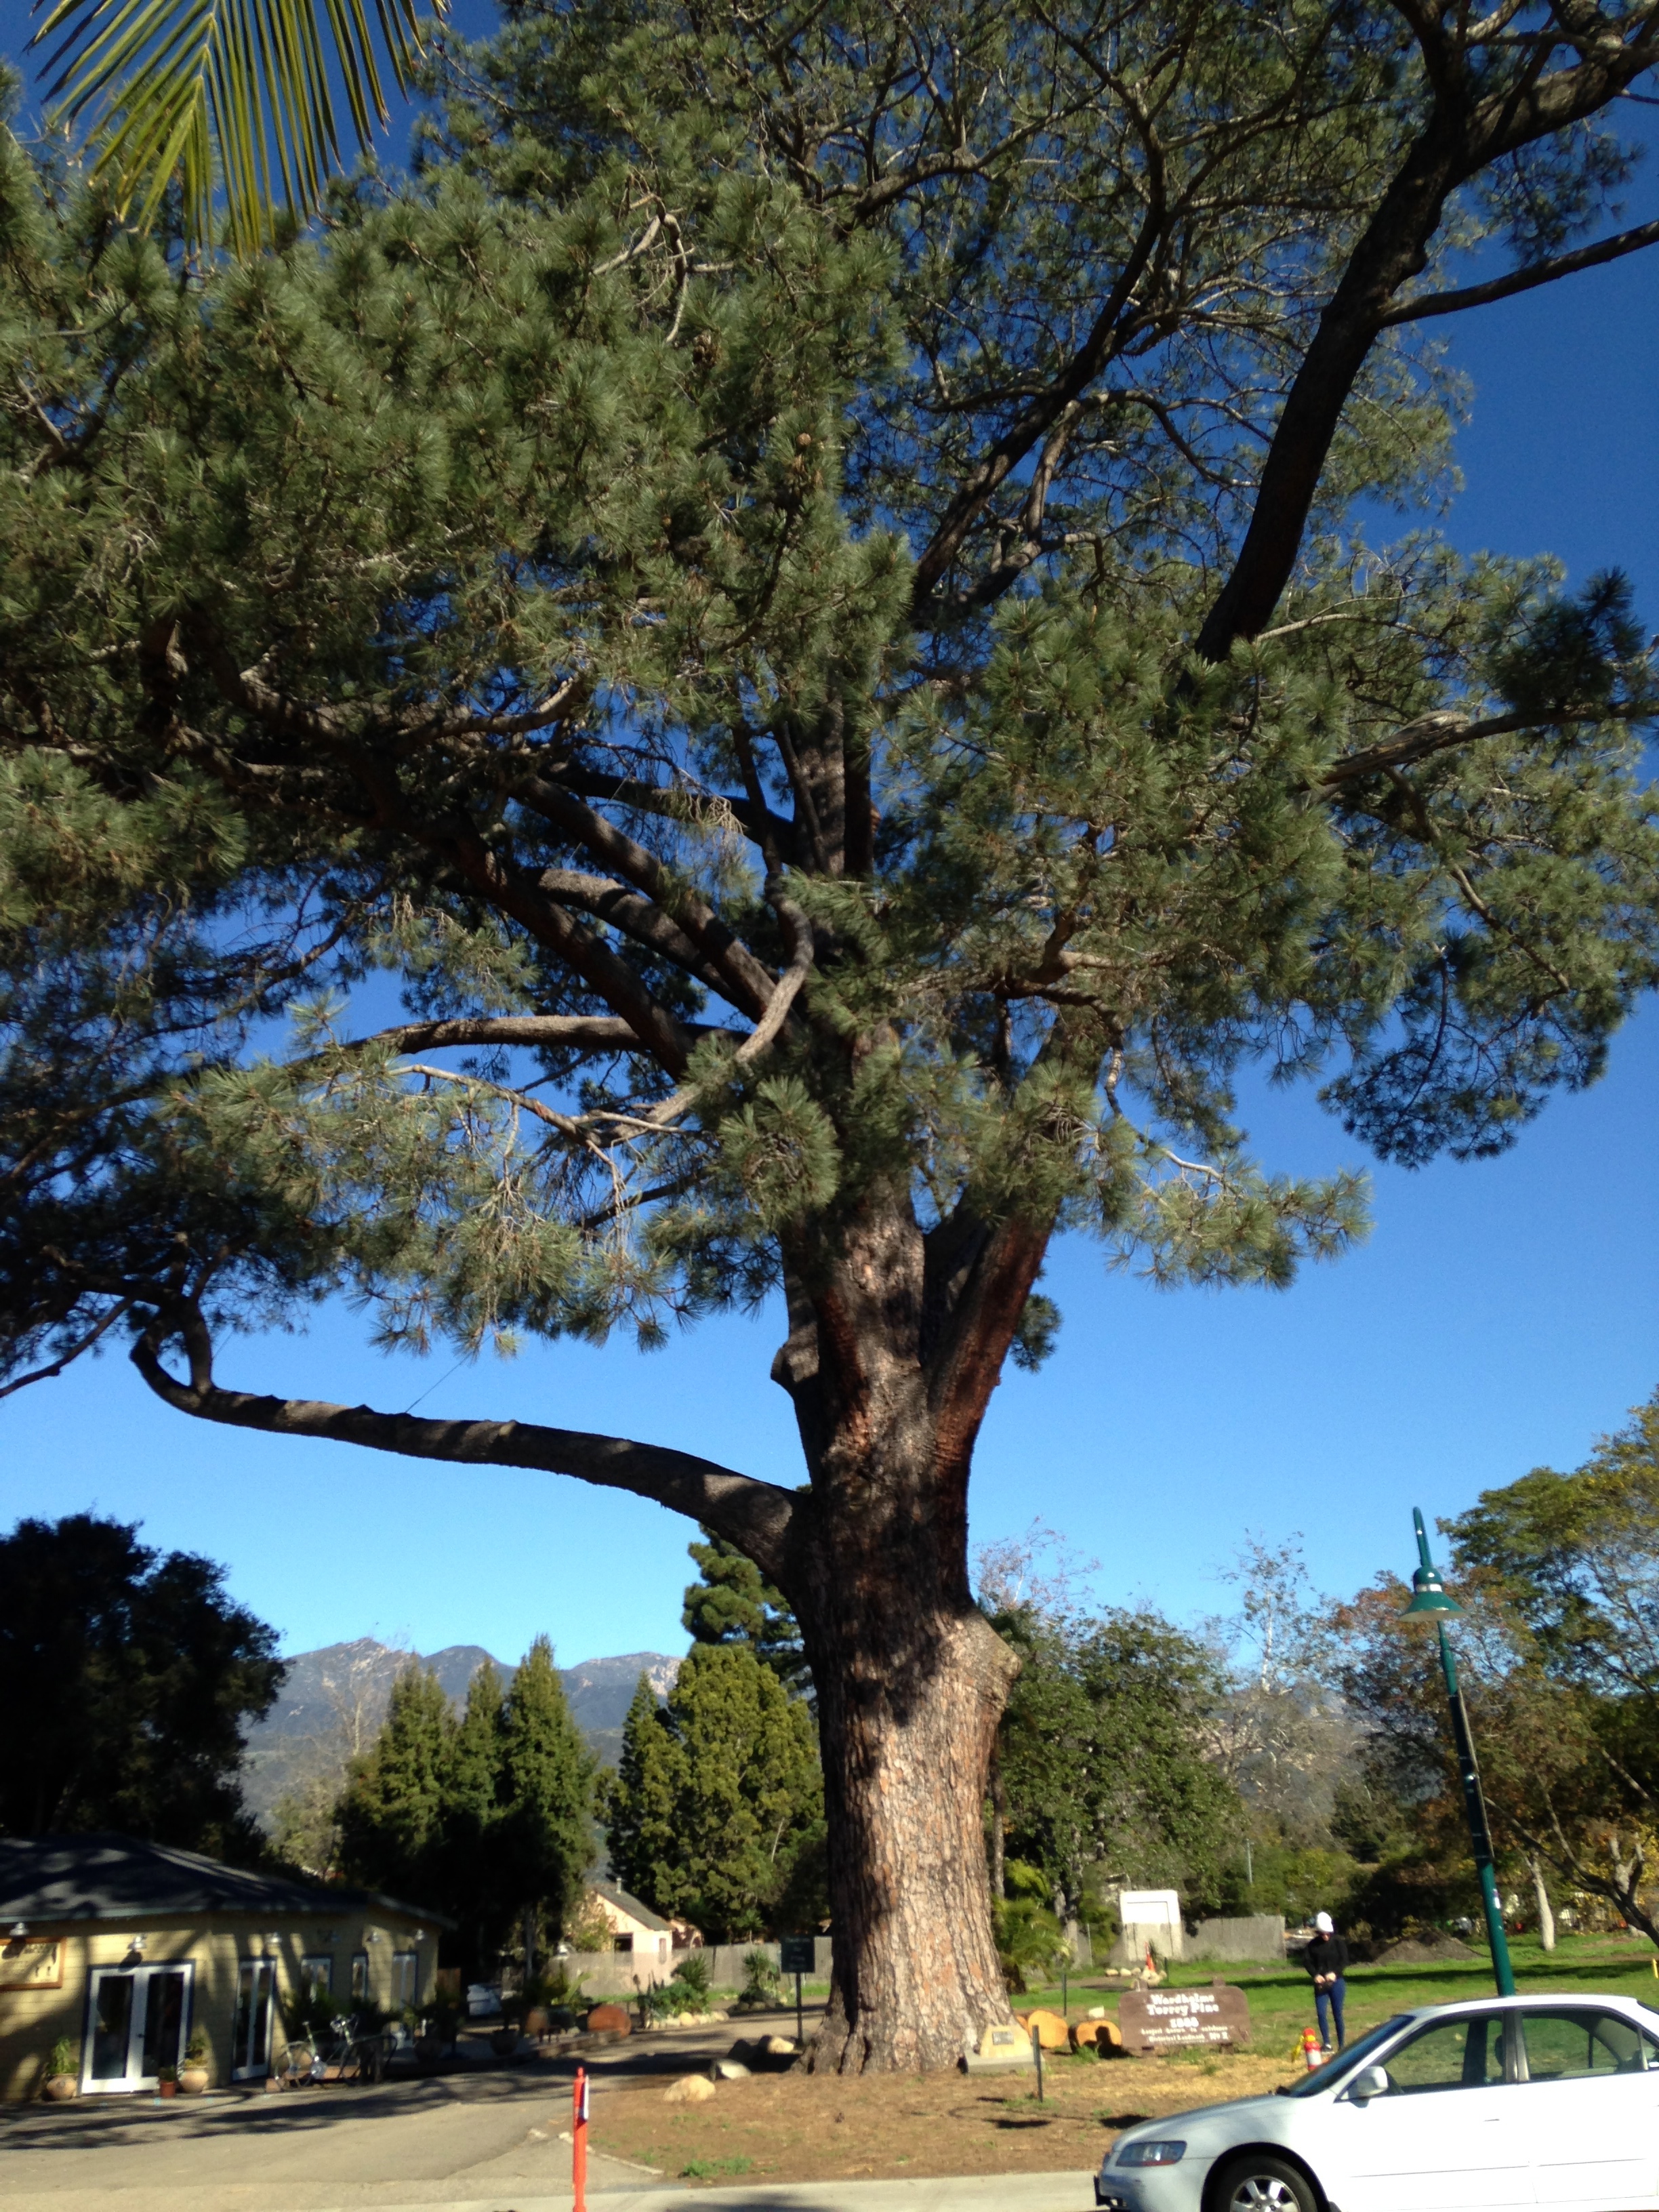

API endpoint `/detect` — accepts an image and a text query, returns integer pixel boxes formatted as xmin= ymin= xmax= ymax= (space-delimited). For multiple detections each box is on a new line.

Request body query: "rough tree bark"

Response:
xmin=768 ymin=1196 xmax=1044 ymax=2068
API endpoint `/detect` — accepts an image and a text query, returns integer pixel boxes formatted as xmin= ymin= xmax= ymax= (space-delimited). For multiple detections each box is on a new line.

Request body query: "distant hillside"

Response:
xmin=241 ymin=1637 xmax=680 ymax=1826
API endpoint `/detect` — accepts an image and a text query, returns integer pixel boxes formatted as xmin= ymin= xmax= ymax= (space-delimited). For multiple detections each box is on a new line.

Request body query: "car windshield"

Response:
xmin=1282 ymin=2016 xmax=1412 ymax=2098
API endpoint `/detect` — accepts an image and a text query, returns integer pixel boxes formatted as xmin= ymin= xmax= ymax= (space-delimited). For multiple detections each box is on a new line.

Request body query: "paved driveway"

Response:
xmin=0 ymin=2009 xmax=798 ymax=2212
xmin=0 ymin=2010 xmax=1097 ymax=2212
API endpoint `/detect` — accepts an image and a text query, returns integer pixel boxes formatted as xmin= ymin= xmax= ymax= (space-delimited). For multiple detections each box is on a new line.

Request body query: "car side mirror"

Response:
xmin=1346 ymin=2065 xmax=1390 ymax=2104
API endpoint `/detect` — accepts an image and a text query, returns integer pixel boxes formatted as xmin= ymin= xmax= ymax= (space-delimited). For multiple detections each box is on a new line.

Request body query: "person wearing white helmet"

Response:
xmin=1303 ymin=1910 xmax=1349 ymax=2051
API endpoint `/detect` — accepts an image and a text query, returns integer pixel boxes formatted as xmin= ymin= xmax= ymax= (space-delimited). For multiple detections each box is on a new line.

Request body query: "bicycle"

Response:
xmin=279 ymin=2014 xmax=389 ymax=2086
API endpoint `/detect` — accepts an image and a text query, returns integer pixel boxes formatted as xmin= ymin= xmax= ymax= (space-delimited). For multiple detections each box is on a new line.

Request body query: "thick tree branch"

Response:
xmin=1317 ymin=698 xmax=1654 ymax=788
xmin=443 ymin=831 xmax=699 ymax=1075
xmin=534 ymin=867 xmax=748 ymax=1004
xmin=1379 ymin=214 xmax=1659 ymax=324
xmin=517 ymin=779 xmax=778 ymax=1017
xmin=1197 ymin=18 xmax=1659 ymax=661
xmin=556 ymin=769 xmax=804 ymax=871
xmin=130 ymin=1328 xmax=800 ymax=1578
xmin=340 ymin=1015 xmax=743 ymax=1056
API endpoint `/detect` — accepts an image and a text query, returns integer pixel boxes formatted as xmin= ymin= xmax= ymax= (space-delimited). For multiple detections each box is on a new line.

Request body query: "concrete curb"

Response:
xmin=0 ymin=2173 xmax=1101 ymax=2212
xmin=260 ymin=2175 xmax=1100 ymax=2212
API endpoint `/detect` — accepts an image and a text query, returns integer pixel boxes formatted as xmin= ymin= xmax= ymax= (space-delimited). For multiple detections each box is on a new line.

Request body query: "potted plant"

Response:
xmin=544 ymin=1961 xmax=582 ymax=2032
xmin=42 ymin=2039 xmax=78 ymax=2102
xmin=180 ymin=2029 xmax=211 ymax=2094
xmin=157 ymin=2064 xmax=178 ymax=2098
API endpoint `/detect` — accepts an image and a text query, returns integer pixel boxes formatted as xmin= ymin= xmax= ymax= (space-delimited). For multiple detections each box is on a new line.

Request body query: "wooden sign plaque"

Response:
xmin=1118 ymin=1979 xmax=1250 ymax=2053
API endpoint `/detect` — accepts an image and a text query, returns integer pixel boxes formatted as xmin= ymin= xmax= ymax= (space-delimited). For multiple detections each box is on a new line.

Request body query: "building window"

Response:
xmin=392 ymin=1950 xmax=419 ymax=2011
xmin=350 ymin=1951 xmax=370 ymax=2004
xmin=614 ymin=1932 xmax=634 ymax=1952
xmin=300 ymin=1954 xmax=333 ymax=2001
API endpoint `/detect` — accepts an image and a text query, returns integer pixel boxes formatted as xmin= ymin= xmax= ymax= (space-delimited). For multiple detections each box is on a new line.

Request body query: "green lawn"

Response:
xmin=1019 ymin=1933 xmax=1659 ymax=2053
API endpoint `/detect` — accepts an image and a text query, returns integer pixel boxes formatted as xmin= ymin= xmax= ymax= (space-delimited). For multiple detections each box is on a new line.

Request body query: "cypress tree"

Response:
xmin=683 ymin=1529 xmax=810 ymax=1696
xmin=634 ymin=1645 xmax=823 ymax=1941
xmin=605 ymin=1672 xmax=685 ymax=1914
xmin=336 ymin=1664 xmax=455 ymax=1904
xmin=496 ymin=1636 xmax=596 ymax=1946
xmin=441 ymin=1659 xmax=508 ymax=1970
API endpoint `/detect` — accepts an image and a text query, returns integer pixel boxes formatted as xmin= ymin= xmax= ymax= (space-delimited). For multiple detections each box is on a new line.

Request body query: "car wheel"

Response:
xmin=1211 ymin=2154 xmax=1319 ymax=2212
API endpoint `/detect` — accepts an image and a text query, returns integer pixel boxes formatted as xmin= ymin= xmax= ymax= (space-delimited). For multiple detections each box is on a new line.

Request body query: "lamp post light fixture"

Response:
xmin=1404 ymin=1507 xmax=1516 ymax=1998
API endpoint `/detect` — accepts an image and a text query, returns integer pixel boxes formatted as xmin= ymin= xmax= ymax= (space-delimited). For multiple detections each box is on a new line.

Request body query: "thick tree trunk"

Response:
xmin=804 ymin=1571 xmax=1017 ymax=2071
xmin=771 ymin=1189 xmax=1041 ymax=2073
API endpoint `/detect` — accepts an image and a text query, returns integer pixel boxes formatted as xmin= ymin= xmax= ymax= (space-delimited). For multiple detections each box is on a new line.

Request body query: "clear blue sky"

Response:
xmin=2 ymin=53 xmax=1656 ymax=1666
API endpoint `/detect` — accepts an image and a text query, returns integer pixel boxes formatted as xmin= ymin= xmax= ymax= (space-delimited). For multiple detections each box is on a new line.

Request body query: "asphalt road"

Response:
xmin=0 ymin=2009 xmax=1100 ymax=2212
xmin=0 ymin=2009 xmax=855 ymax=2212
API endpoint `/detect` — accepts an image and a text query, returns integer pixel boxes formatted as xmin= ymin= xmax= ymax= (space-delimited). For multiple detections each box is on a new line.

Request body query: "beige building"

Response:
xmin=576 ymin=1879 xmax=673 ymax=1969
xmin=0 ymin=1834 xmax=446 ymax=2102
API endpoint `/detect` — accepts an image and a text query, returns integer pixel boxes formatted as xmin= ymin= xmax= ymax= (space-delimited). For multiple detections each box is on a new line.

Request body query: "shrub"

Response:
xmin=739 ymin=1948 xmax=785 ymax=2005
xmin=994 ymin=1898 xmax=1069 ymax=1993
xmin=535 ymin=1962 xmax=587 ymax=2007
xmin=47 ymin=2037 xmax=77 ymax=2078
xmin=672 ymin=1952 xmax=713 ymax=2001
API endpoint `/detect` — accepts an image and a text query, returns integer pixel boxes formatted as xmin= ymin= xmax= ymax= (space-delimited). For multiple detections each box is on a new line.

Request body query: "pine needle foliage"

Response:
xmin=2 ymin=9 xmax=1657 ymax=1389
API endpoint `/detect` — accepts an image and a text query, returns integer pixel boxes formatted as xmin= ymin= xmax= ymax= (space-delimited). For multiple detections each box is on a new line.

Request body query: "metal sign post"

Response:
xmin=778 ymin=1936 xmax=815 ymax=2048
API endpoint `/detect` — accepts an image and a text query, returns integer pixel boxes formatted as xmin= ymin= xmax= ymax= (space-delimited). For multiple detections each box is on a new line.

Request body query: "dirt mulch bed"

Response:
xmin=591 ymin=2044 xmax=1303 ymax=2186
xmin=1369 ymin=1935 xmax=1479 ymax=1965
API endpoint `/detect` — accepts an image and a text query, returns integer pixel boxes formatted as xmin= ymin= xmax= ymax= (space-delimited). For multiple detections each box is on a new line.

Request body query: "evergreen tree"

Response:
xmin=0 ymin=1511 xmax=281 ymax=1853
xmin=337 ymin=1643 xmax=595 ymax=1962
xmin=336 ymin=1663 xmax=455 ymax=1904
xmin=440 ymin=1658 xmax=508 ymax=1963
xmin=683 ymin=1529 xmax=810 ymax=1696
xmin=607 ymin=1645 xmax=822 ymax=1939
xmin=605 ymin=1673 xmax=685 ymax=1912
xmin=495 ymin=1636 xmax=596 ymax=1944
xmin=4 ymin=0 xmax=1659 ymax=2069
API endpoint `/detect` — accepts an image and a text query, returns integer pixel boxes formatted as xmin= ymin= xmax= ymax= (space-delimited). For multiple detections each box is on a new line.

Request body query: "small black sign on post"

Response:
xmin=779 ymin=1935 xmax=815 ymax=2047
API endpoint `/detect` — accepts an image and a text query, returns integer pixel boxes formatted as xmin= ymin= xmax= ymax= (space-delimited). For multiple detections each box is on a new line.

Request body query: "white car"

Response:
xmin=1098 ymin=1991 xmax=1659 ymax=2212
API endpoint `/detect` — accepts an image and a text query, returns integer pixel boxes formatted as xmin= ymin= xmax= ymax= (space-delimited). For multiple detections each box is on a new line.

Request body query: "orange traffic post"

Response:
xmin=573 ymin=2064 xmax=590 ymax=2212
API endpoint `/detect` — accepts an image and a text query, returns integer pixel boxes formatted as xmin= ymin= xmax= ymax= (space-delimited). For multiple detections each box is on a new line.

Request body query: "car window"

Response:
xmin=1521 ymin=2009 xmax=1650 ymax=2081
xmin=1283 ymin=2018 xmax=1410 ymax=2098
xmin=1382 ymin=2013 xmax=1507 ymax=2094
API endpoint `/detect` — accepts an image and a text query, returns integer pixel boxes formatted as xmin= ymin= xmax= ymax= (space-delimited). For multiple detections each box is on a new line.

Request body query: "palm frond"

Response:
xmin=30 ymin=0 xmax=437 ymax=253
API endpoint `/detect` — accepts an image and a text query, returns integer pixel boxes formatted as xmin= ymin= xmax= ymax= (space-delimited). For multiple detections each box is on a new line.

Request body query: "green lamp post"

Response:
xmin=1405 ymin=1508 xmax=1516 ymax=1997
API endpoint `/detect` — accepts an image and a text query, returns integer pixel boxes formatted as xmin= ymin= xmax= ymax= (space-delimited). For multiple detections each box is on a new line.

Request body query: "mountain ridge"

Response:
xmin=241 ymin=1637 xmax=681 ymax=1824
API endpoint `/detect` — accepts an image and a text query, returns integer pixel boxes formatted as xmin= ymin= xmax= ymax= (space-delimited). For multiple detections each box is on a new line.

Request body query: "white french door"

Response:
xmin=83 ymin=1963 xmax=192 ymax=2093
xmin=231 ymin=1959 xmax=276 ymax=2079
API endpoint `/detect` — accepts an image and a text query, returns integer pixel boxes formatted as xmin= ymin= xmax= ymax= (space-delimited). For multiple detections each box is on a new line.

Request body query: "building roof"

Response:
xmin=0 ymin=1834 xmax=452 ymax=1929
xmin=588 ymin=1877 xmax=670 ymax=1933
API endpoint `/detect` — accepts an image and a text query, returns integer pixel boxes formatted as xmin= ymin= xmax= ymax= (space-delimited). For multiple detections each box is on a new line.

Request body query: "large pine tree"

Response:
xmin=4 ymin=0 xmax=1659 ymax=2069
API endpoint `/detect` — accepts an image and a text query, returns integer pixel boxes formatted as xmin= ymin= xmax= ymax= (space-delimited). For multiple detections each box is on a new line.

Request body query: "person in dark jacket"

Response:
xmin=1304 ymin=1911 xmax=1349 ymax=2050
